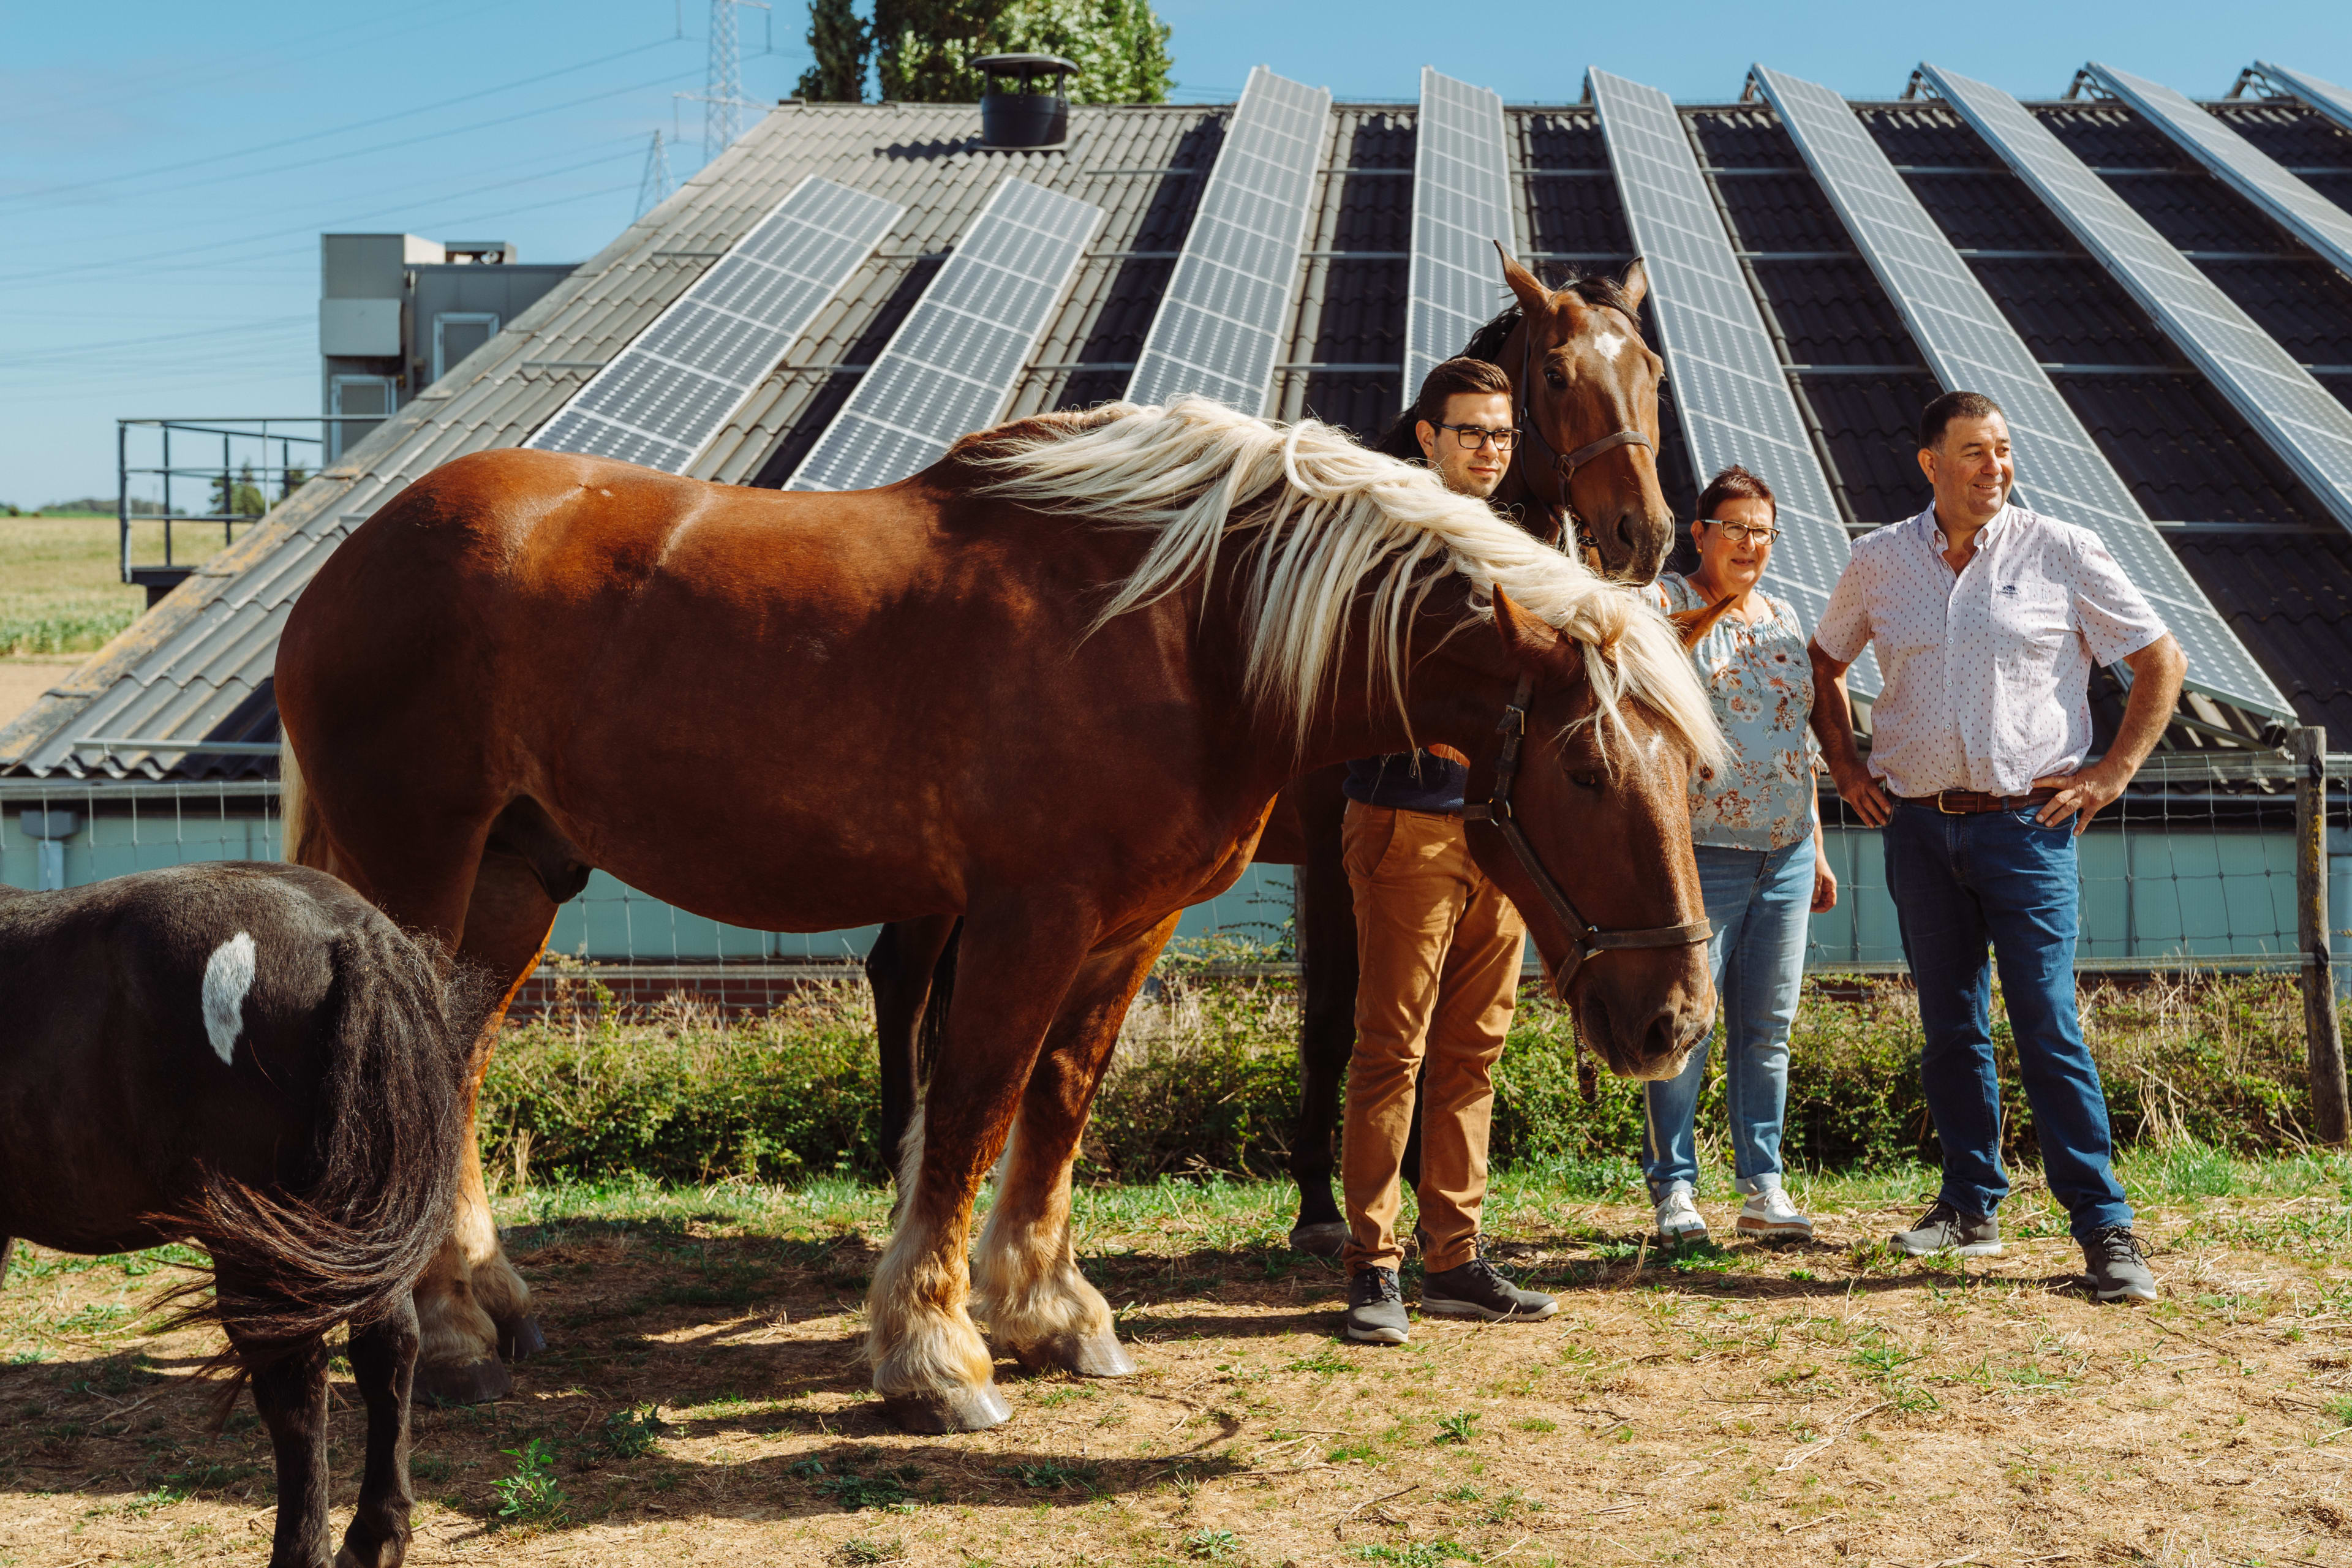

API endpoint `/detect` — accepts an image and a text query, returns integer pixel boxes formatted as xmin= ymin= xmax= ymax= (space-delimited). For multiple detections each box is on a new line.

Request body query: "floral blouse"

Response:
xmin=1654 ymin=573 xmax=1820 ymax=852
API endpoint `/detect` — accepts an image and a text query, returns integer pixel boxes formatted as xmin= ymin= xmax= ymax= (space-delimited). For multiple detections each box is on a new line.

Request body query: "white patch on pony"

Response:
xmin=1592 ymin=328 xmax=1629 ymax=360
xmin=202 ymin=932 xmax=257 ymax=1065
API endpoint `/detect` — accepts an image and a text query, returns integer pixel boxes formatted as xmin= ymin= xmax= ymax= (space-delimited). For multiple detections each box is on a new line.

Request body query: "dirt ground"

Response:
xmin=7 ymin=1170 xmax=2352 ymax=1568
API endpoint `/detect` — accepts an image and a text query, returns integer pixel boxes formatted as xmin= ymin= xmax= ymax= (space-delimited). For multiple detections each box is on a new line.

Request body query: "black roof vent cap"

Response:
xmin=975 ymin=53 xmax=1076 ymax=149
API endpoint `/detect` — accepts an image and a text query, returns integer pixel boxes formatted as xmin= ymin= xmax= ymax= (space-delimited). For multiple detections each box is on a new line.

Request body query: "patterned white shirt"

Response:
xmin=1812 ymin=502 xmax=2169 ymax=799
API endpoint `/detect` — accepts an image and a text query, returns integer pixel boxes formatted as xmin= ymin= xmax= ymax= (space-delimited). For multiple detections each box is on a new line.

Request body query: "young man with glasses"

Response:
xmin=1341 ymin=357 xmax=1559 ymax=1344
xmin=1808 ymin=391 xmax=2184 ymax=1303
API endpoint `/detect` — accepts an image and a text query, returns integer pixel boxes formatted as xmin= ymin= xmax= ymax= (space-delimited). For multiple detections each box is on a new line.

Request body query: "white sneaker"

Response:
xmin=1653 ymin=1183 xmax=1709 ymax=1244
xmin=1736 ymin=1179 xmax=1814 ymax=1240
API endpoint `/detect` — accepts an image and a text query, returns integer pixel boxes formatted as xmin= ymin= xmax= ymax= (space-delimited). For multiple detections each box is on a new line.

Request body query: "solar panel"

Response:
xmin=1753 ymin=66 xmax=2291 ymax=718
xmin=1405 ymin=67 xmax=1517 ymax=400
xmin=786 ymin=176 xmax=1103 ymax=492
xmin=2256 ymin=61 xmax=2352 ymax=141
xmin=1924 ymin=64 xmax=2352 ymax=539
xmin=528 ymin=176 xmax=901 ymax=472
xmin=1587 ymin=68 xmax=1876 ymax=696
xmin=2087 ymin=64 xmax=2352 ymax=286
xmin=1125 ymin=66 xmax=1331 ymax=416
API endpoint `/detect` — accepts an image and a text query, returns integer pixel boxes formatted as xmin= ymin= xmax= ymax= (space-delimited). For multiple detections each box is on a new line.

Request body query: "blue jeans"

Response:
xmin=1642 ymin=839 xmax=1812 ymax=1198
xmin=1884 ymin=802 xmax=2131 ymax=1238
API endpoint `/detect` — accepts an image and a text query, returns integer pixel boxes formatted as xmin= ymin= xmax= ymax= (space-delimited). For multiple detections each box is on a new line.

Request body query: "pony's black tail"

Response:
xmin=171 ymin=916 xmax=489 ymax=1354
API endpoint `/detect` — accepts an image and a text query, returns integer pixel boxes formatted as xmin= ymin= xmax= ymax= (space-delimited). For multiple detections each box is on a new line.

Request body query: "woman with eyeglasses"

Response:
xmin=1643 ymin=464 xmax=1838 ymax=1247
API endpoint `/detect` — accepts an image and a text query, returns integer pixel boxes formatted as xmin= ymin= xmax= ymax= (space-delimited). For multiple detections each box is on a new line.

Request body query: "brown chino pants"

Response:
xmin=1338 ymin=802 xmax=1528 ymax=1275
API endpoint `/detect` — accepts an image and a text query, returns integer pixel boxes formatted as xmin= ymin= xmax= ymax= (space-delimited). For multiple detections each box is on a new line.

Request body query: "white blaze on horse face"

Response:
xmin=202 ymin=932 xmax=257 ymax=1065
xmin=1591 ymin=328 xmax=1630 ymax=361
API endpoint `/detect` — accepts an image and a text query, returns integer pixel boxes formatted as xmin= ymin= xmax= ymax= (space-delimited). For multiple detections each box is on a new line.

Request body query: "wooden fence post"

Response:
xmin=2296 ymin=726 xmax=2348 ymax=1145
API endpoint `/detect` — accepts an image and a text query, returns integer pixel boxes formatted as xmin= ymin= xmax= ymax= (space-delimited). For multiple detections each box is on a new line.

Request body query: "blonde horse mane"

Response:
xmin=961 ymin=396 xmax=1722 ymax=769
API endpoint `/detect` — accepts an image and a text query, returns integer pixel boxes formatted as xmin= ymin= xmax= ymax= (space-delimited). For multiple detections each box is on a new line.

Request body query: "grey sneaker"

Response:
xmin=1889 ymin=1200 xmax=2002 ymax=1257
xmin=1344 ymin=1266 xmax=1409 ymax=1344
xmin=1420 ymin=1256 xmax=1559 ymax=1322
xmin=2082 ymin=1226 xmax=2157 ymax=1303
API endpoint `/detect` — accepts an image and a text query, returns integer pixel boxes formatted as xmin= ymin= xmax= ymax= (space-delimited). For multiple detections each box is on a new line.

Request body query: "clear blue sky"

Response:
xmin=2 ymin=0 xmax=2344 ymax=506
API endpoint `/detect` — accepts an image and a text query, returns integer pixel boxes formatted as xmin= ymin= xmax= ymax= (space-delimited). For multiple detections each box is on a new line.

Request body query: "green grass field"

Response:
xmin=0 ymin=514 xmax=212 ymax=656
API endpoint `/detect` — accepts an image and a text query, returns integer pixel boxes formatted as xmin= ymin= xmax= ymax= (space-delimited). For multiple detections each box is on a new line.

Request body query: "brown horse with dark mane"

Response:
xmin=276 ymin=309 xmax=1718 ymax=1433
xmin=867 ymin=254 xmax=1684 ymax=1253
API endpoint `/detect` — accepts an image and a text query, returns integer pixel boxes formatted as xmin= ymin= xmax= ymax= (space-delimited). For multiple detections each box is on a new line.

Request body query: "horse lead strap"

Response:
xmin=1461 ymin=673 xmax=1713 ymax=990
xmin=1513 ymin=320 xmax=1657 ymax=556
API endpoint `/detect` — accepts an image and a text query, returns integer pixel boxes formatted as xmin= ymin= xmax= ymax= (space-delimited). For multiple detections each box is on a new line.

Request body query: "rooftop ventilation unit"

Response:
xmin=976 ymin=53 xmax=1075 ymax=148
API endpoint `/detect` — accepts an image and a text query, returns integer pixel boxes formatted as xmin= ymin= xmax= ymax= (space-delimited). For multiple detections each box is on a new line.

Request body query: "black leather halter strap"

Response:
xmin=1514 ymin=323 xmax=1655 ymax=555
xmin=1461 ymin=673 xmax=1714 ymax=993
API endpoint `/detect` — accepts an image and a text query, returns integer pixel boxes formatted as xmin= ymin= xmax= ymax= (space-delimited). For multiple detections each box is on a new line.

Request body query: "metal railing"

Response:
xmin=115 ymin=417 xmax=374 ymax=601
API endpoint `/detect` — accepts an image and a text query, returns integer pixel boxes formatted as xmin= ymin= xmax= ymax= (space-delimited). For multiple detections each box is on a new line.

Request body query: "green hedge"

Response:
xmin=475 ymin=971 xmax=2316 ymax=1189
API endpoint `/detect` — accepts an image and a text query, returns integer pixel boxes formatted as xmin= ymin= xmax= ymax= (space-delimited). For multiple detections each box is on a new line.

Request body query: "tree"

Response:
xmin=870 ymin=0 xmax=1171 ymax=105
xmin=210 ymin=462 xmax=268 ymax=519
xmin=796 ymin=0 xmax=871 ymax=102
xmin=992 ymin=0 xmax=1172 ymax=105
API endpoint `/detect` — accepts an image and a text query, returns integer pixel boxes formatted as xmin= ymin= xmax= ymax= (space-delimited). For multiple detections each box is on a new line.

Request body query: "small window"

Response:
xmin=432 ymin=312 xmax=500 ymax=383
xmin=328 ymin=374 xmax=397 ymax=461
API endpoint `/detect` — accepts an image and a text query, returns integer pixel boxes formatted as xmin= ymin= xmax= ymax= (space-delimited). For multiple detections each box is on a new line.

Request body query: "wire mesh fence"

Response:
xmin=5 ymin=747 xmax=2345 ymax=1014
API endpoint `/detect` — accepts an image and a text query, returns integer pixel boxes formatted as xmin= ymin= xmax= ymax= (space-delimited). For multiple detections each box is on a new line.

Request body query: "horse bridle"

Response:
xmin=1514 ymin=322 xmax=1656 ymax=556
xmin=1462 ymin=673 xmax=1713 ymax=995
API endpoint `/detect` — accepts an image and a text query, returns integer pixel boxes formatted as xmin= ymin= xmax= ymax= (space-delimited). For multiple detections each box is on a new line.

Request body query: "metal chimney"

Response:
xmin=975 ymin=53 xmax=1076 ymax=148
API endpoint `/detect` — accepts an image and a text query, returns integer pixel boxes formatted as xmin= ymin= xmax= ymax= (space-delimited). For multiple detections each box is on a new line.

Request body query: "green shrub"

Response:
xmin=474 ymin=970 xmax=2316 ymax=1189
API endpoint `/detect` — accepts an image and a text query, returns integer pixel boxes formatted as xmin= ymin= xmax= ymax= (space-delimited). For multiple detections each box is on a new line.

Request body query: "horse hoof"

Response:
xmin=415 ymin=1356 xmax=511 ymax=1407
xmin=1288 ymin=1221 xmax=1349 ymax=1257
xmin=1014 ymin=1332 xmax=1136 ymax=1379
xmin=500 ymin=1316 xmax=548 ymax=1362
xmin=881 ymin=1382 xmax=1012 ymax=1434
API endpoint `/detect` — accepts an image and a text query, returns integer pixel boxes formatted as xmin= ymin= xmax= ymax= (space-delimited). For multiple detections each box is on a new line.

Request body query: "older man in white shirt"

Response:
xmin=1808 ymin=390 xmax=2185 ymax=1303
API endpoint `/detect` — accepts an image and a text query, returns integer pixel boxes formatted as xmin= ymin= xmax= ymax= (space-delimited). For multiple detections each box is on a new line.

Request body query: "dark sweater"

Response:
xmin=1343 ymin=750 xmax=1468 ymax=814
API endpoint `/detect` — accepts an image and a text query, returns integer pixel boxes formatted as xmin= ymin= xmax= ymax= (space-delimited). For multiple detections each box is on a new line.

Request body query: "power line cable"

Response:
xmin=0 ymin=40 xmax=687 ymax=209
xmin=0 ymin=143 xmax=646 ymax=288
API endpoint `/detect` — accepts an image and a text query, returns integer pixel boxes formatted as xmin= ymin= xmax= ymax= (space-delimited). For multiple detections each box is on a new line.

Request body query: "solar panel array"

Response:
xmin=1753 ymin=66 xmax=2290 ymax=718
xmin=529 ymin=176 xmax=901 ymax=472
xmin=1404 ymin=67 xmax=1517 ymax=399
xmin=1924 ymin=64 xmax=2352 ymax=538
xmin=1588 ymin=68 xmax=1875 ymax=695
xmin=2258 ymin=60 xmax=2352 ymax=140
xmin=1125 ymin=66 xmax=1330 ymax=415
xmin=787 ymin=176 xmax=1102 ymax=492
xmin=2088 ymin=64 xmax=2352 ymax=286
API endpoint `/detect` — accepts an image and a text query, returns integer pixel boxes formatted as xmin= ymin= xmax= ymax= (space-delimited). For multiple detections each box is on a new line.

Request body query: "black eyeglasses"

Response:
xmin=1700 ymin=519 xmax=1781 ymax=544
xmin=1433 ymin=423 xmax=1520 ymax=453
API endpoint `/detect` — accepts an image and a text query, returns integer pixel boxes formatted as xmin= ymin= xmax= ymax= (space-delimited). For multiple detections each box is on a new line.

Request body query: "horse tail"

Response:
xmin=277 ymin=733 xmax=322 ymax=868
xmin=169 ymin=915 xmax=489 ymax=1354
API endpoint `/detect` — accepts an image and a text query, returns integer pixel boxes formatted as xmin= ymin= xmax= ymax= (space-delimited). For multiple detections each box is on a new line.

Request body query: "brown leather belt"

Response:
xmin=1898 ymin=788 xmax=2060 ymax=815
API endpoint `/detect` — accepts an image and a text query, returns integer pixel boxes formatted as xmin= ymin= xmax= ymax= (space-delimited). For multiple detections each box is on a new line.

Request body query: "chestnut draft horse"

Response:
xmin=275 ymin=394 xmax=1723 ymax=1431
xmin=865 ymin=252 xmax=1682 ymax=1252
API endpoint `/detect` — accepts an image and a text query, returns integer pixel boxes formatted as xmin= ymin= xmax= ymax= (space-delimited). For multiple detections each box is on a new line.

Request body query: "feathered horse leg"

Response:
xmin=973 ymin=912 xmax=1178 ymax=1378
xmin=867 ymin=899 xmax=1097 ymax=1433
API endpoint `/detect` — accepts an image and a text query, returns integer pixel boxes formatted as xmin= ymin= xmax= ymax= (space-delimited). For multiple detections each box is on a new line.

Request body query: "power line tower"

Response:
xmin=635 ymin=130 xmax=674 ymax=220
xmin=685 ymin=0 xmax=772 ymax=164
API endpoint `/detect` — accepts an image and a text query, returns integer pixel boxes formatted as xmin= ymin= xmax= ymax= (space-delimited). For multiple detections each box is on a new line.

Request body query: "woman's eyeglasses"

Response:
xmin=1701 ymin=519 xmax=1781 ymax=544
xmin=1434 ymin=423 xmax=1520 ymax=453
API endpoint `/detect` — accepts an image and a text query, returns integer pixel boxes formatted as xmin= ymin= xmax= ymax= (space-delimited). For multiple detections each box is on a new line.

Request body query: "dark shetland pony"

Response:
xmin=864 ymin=254 xmax=1683 ymax=1251
xmin=0 ymin=862 xmax=483 ymax=1568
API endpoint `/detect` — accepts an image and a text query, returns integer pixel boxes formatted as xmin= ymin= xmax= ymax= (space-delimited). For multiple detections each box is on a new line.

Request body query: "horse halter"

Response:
xmin=1461 ymin=673 xmax=1713 ymax=995
xmin=1514 ymin=322 xmax=1655 ymax=557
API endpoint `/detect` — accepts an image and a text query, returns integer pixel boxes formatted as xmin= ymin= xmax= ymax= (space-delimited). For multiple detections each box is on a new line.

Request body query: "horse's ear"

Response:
xmin=1618 ymin=257 xmax=1650 ymax=312
xmin=1669 ymin=593 xmax=1739 ymax=650
xmin=1494 ymin=241 xmax=1552 ymax=320
xmin=1492 ymin=588 xmax=1583 ymax=682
